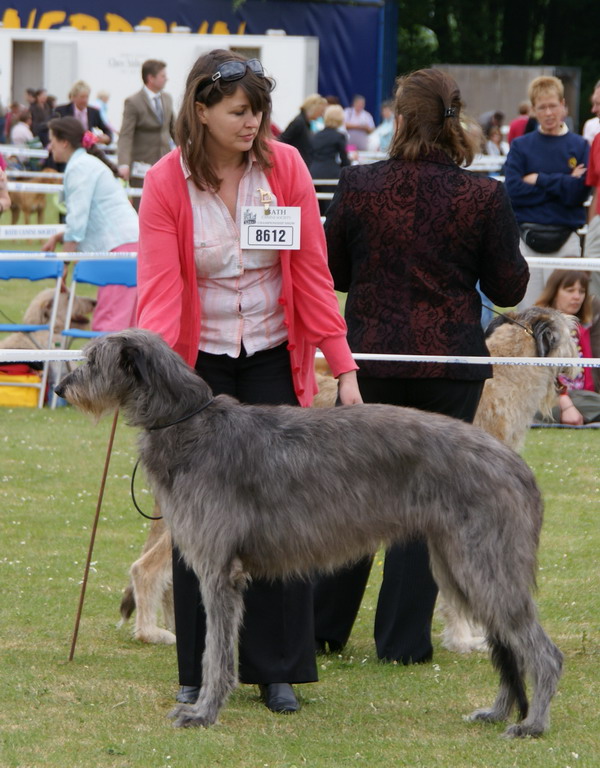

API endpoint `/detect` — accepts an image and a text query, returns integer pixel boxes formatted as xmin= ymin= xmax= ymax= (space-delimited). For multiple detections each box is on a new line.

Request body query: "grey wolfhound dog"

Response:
xmin=55 ymin=329 xmax=563 ymax=736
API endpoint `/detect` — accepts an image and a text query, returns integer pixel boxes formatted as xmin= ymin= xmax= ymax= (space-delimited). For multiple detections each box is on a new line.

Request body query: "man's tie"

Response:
xmin=153 ymin=95 xmax=164 ymax=124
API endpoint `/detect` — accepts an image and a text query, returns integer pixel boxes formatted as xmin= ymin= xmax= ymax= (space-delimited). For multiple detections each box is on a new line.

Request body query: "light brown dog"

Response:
xmin=8 ymin=168 xmax=58 ymax=226
xmin=440 ymin=306 xmax=578 ymax=653
xmin=0 ymin=288 xmax=96 ymax=350
xmin=119 ymin=308 xmax=578 ymax=650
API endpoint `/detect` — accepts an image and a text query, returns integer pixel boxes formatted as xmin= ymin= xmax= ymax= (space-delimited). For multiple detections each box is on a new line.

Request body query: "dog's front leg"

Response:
xmin=170 ymin=559 xmax=246 ymax=728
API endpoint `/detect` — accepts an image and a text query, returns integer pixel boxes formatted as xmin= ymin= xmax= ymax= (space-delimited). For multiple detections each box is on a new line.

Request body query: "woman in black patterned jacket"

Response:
xmin=314 ymin=68 xmax=530 ymax=665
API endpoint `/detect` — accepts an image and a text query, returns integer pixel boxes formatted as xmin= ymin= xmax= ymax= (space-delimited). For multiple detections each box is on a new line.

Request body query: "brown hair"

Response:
xmin=535 ymin=269 xmax=593 ymax=325
xmin=48 ymin=117 xmax=120 ymax=177
xmin=389 ymin=69 xmax=477 ymax=166
xmin=176 ymin=49 xmax=275 ymax=192
xmin=142 ymin=59 xmax=167 ymax=84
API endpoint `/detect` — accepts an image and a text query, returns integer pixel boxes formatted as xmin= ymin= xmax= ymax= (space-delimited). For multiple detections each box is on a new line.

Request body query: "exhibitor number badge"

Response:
xmin=241 ymin=206 xmax=301 ymax=250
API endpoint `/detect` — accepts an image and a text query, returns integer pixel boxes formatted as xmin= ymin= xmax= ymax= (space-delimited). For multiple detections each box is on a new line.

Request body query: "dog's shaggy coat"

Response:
xmin=56 ymin=329 xmax=563 ymax=736
xmin=118 ymin=308 xmax=578 ymax=654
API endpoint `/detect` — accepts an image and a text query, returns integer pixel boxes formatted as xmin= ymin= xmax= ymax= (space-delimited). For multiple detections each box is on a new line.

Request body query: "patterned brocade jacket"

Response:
xmin=325 ymin=149 xmax=530 ymax=381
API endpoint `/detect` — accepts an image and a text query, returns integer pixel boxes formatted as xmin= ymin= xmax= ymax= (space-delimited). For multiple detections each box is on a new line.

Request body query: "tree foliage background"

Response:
xmin=396 ymin=0 xmax=600 ymax=123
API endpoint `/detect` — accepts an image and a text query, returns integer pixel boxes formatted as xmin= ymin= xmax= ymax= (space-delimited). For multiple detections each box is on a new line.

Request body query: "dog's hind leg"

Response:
xmin=502 ymin=622 xmax=563 ymax=738
xmin=467 ymin=617 xmax=563 ymax=737
xmin=466 ymin=635 xmax=526 ymax=725
xmin=170 ymin=557 xmax=247 ymax=728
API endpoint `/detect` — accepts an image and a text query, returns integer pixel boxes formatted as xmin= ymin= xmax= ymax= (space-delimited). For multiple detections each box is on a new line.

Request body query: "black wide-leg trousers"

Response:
xmin=314 ymin=376 xmax=484 ymax=664
xmin=172 ymin=343 xmax=317 ymax=686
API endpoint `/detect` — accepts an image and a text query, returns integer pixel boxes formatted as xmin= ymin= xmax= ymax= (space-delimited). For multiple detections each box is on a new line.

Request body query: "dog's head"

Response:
xmin=22 ymin=289 xmax=96 ymax=330
xmin=485 ymin=306 xmax=579 ymax=376
xmin=55 ymin=329 xmax=213 ymax=428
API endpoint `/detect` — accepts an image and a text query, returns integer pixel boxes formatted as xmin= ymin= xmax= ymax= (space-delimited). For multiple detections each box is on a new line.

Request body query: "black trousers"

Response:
xmin=172 ymin=343 xmax=317 ymax=686
xmin=313 ymin=376 xmax=485 ymax=664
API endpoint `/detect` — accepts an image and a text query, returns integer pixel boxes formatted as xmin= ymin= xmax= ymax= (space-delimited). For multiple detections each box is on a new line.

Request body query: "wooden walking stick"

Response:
xmin=68 ymin=408 xmax=119 ymax=661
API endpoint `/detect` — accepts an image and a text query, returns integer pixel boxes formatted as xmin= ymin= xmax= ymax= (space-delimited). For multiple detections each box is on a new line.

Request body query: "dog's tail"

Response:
xmin=118 ymin=583 xmax=136 ymax=624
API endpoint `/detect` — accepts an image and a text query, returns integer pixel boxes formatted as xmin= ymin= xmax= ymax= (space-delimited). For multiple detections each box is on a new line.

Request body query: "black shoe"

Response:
xmin=176 ymin=685 xmax=200 ymax=704
xmin=258 ymin=683 xmax=300 ymax=713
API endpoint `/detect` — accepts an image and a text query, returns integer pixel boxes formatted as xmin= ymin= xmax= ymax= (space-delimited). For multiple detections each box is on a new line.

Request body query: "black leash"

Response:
xmin=0 ymin=308 xmax=45 ymax=349
xmin=482 ymin=303 xmax=535 ymax=338
xmin=130 ymin=398 xmax=215 ymax=520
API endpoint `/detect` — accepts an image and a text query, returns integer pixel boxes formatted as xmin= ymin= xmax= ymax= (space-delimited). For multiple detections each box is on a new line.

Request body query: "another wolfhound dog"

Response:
xmin=56 ymin=329 xmax=563 ymax=736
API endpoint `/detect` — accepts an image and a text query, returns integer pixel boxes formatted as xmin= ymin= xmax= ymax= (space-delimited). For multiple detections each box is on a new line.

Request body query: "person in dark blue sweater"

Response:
xmin=505 ymin=75 xmax=590 ymax=307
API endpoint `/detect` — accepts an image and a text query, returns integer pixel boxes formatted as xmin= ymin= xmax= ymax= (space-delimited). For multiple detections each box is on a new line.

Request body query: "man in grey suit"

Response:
xmin=117 ymin=60 xmax=176 ymax=207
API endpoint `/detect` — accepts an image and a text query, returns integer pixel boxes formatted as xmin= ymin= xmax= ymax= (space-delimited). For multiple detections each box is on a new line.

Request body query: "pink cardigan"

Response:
xmin=137 ymin=140 xmax=357 ymax=407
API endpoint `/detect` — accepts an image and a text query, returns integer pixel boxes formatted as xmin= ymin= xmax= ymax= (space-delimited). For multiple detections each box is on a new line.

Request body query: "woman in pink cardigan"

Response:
xmin=137 ymin=49 xmax=361 ymax=715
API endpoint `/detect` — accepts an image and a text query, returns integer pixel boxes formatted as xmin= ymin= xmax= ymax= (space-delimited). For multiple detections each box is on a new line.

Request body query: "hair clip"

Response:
xmin=82 ymin=130 xmax=99 ymax=148
xmin=444 ymin=107 xmax=457 ymax=118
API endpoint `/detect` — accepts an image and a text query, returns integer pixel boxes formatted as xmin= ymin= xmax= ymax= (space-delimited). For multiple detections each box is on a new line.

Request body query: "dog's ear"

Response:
xmin=484 ymin=312 xmax=515 ymax=338
xmin=22 ymin=295 xmax=53 ymax=324
xmin=120 ymin=342 xmax=152 ymax=386
xmin=531 ymin=319 xmax=556 ymax=357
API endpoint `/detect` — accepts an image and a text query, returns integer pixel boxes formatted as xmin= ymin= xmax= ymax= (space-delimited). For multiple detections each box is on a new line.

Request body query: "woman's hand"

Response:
xmin=559 ymin=394 xmax=584 ymax=425
xmin=337 ymin=370 xmax=363 ymax=405
xmin=42 ymin=233 xmax=60 ymax=252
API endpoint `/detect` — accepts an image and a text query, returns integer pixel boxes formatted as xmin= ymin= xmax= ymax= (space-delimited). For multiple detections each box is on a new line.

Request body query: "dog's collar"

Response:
xmin=146 ymin=398 xmax=215 ymax=431
xmin=483 ymin=304 xmax=535 ymax=338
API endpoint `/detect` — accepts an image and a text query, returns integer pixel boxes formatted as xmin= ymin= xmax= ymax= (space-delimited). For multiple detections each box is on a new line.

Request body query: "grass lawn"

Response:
xmin=0 ymin=406 xmax=598 ymax=768
xmin=1 ymin=212 xmax=599 ymax=767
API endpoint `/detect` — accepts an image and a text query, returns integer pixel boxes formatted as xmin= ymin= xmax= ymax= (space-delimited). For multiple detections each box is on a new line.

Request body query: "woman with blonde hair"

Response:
xmin=309 ymin=104 xmax=350 ymax=214
xmin=314 ymin=67 xmax=529 ymax=664
xmin=278 ymin=93 xmax=327 ymax=166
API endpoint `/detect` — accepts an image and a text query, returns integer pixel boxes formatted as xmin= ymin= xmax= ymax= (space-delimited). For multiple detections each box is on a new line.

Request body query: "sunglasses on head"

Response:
xmin=195 ymin=59 xmax=265 ymax=100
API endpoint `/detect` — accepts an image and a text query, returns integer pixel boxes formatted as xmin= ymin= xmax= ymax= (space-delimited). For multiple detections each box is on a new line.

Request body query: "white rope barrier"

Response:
xmin=0 ymin=349 xmax=86 ymax=363
xmin=7 ymin=181 xmax=63 ymax=193
xmin=4 ymin=180 xmax=142 ymax=199
xmin=6 ymin=170 xmax=64 ymax=180
xmin=349 ymin=353 xmax=600 ymax=367
xmin=0 ymin=252 xmax=136 ymax=260
xmin=525 ymin=256 xmax=600 ymax=269
xmin=1 ymin=347 xmax=599 ymax=368
xmin=0 ymin=144 xmax=49 ymax=158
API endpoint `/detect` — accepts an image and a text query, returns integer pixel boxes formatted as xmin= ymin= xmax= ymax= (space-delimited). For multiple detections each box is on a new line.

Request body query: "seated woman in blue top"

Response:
xmin=42 ymin=116 xmax=139 ymax=331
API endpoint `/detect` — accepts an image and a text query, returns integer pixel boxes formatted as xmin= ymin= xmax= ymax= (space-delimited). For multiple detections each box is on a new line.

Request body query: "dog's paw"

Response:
xmin=135 ymin=628 xmax=176 ymax=645
xmin=168 ymin=703 xmax=215 ymax=728
xmin=464 ymin=707 xmax=506 ymax=724
xmin=502 ymin=722 xmax=544 ymax=739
